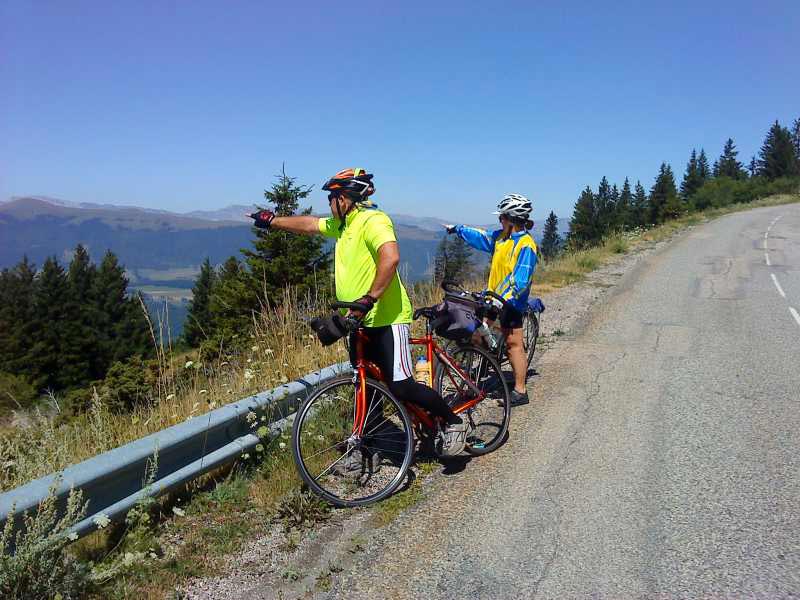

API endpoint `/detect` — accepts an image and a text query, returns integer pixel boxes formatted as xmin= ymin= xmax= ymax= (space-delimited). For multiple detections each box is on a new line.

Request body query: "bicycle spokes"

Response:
xmin=293 ymin=377 xmax=414 ymax=506
xmin=436 ymin=346 xmax=510 ymax=455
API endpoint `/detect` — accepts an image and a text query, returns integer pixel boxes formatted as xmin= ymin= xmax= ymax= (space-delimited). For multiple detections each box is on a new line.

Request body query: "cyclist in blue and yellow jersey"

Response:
xmin=249 ymin=168 xmax=467 ymax=455
xmin=446 ymin=194 xmax=538 ymax=406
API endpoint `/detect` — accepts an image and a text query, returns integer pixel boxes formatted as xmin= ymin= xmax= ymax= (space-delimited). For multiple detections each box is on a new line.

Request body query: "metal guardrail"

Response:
xmin=0 ymin=362 xmax=348 ymax=542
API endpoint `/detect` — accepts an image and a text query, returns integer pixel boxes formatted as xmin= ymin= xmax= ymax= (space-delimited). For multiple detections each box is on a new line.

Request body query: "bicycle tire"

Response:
xmin=433 ymin=344 xmax=510 ymax=455
xmin=523 ymin=310 xmax=540 ymax=372
xmin=291 ymin=374 xmax=415 ymax=508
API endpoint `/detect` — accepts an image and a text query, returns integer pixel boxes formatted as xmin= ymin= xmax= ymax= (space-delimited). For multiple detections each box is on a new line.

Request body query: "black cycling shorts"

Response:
xmin=499 ymin=304 xmax=524 ymax=330
xmin=347 ymin=323 xmax=414 ymax=382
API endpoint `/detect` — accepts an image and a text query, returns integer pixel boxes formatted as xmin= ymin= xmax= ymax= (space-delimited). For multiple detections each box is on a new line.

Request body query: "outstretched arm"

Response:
xmin=270 ymin=215 xmax=322 ymax=235
xmin=249 ymin=210 xmax=323 ymax=235
xmin=446 ymin=224 xmax=496 ymax=253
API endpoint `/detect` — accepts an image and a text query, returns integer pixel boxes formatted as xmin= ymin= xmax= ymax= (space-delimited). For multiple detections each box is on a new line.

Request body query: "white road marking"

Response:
xmin=765 ymin=253 xmax=771 ymax=266
xmin=771 ymin=273 xmax=787 ymax=298
xmin=790 ymin=307 xmax=800 ymax=328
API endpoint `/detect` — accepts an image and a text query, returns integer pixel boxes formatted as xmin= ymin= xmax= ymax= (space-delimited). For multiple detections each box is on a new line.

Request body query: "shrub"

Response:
xmin=98 ymin=356 xmax=158 ymax=413
xmin=0 ymin=373 xmax=38 ymax=420
xmin=0 ymin=484 xmax=92 ymax=599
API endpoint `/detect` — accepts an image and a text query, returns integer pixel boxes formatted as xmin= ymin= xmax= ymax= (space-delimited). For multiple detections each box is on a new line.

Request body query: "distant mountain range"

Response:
xmin=0 ymin=196 xmax=569 ymax=287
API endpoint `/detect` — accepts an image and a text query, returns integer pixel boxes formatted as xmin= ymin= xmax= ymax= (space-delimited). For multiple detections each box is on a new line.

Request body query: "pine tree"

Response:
xmin=748 ymin=156 xmax=758 ymax=177
xmin=615 ymin=178 xmax=633 ymax=229
xmin=681 ymin=149 xmax=704 ymax=202
xmin=568 ymin=186 xmax=598 ymax=248
xmin=595 ymin=176 xmax=615 ymax=236
xmin=208 ymin=256 xmax=250 ymax=344
xmin=26 ymin=257 xmax=71 ymax=391
xmin=62 ymin=245 xmax=97 ymax=387
xmin=448 ymin=236 xmax=474 ymax=282
xmin=697 ymin=149 xmax=711 ymax=182
xmin=791 ymin=118 xmax=800 ymax=164
xmin=540 ymin=211 xmax=562 ymax=259
xmin=649 ymin=163 xmax=681 ymax=223
xmin=90 ymin=250 xmax=151 ymax=376
xmin=714 ymin=138 xmax=746 ymax=180
xmin=0 ymin=257 xmax=37 ymax=379
xmin=759 ymin=120 xmax=800 ymax=180
xmin=433 ymin=237 xmax=474 ymax=284
xmin=240 ymin=167 xmax=332 ymax=314
xmin=631 ymin=181 xmax=649 ymax=227
xmin=184 ymin=258 xmax=216 ymax=347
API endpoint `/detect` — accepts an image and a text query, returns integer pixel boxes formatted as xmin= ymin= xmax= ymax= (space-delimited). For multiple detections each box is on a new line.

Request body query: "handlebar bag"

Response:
xmin=433 ymin=293 xmax=481 ymax=341
xmin=309 ymin=313 xmax=348 ymax=346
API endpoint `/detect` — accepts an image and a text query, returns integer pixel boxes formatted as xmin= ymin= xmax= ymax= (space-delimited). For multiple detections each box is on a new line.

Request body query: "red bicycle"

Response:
xmin=291 ymin=301 xmax=511 ymax=507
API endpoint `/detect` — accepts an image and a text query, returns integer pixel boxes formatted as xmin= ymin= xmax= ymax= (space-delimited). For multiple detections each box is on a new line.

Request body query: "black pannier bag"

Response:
xmin=433 ymin=293 xmax=481 ymax=341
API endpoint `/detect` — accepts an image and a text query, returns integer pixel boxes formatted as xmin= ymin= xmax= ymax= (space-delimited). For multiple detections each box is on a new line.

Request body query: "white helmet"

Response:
xmin=493 ymin=194 xmax=532 ymax=219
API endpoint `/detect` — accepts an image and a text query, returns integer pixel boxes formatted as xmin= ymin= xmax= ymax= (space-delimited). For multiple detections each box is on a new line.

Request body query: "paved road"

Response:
xmin=331 ymin=205 xmax=800 ymax=599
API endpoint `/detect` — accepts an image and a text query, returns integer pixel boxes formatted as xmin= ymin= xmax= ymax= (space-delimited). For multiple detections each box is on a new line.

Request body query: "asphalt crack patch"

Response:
xmin=531 ymin=349 xmax=629 ymax=598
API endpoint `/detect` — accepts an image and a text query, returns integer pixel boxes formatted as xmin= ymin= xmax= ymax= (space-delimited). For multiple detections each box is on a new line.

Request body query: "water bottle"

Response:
xmin=414 ymin=356 xmax=432 ymax=386
xmin=477 ymin=320 xmax=499 ymax=351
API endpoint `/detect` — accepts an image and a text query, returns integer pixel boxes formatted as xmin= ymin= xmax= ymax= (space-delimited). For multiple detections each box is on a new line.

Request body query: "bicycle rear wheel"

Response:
xmin=292 ymin=375 xmax=414 ymax=507
xmin=434 ymin=345 xmax=510 ymax=455
xmin=522 ymin=310 xmax=540 ymax=371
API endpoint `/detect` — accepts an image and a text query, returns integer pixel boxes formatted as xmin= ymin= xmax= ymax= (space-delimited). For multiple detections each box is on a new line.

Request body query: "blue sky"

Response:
xmin=1 ymin=0 xmax=798 ymax=220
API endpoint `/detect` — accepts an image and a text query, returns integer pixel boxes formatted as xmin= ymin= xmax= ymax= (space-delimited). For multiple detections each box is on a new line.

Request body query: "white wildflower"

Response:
xmin=279 ymin=442 xmax=286 ymax=450
xmin=166 ymin=393 xmax=175 ymax=401
xmin=242 ymin=453 xmax=250 ymax=460
xmin=67 ymin=531 xmax=79 ymax=541
xmin=246 ymin=358 xmax=253 ymax=363
xmin=172 ymin=506 xmax=185 ymax=517
xmin=149 ymin=552 xmax=158 ymax=559
xmin=244 ymin=369 xmax=254 ymax=381
xmin=93 ymin=513 xmax=111 ymax=529
xmin=184 ymin=360 xmax=194 ymax=369
xmin=246 ymin=411 xmax=257 ymax=424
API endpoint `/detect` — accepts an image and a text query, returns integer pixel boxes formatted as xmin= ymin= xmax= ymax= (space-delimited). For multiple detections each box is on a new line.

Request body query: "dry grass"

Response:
xmin=0 ymin=287 xmax=352 ymax=492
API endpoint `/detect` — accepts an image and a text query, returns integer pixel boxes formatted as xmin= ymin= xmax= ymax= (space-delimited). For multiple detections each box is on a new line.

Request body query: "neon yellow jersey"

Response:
xmin=319 ymin=207 xmax=413 ymax=327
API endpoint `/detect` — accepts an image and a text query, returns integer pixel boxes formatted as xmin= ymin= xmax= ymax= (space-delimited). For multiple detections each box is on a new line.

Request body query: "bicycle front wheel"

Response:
xmin=434 ymin=345 xmax=510 ymax=455
xmin=291 ymin=375 xmax=414 ymax=507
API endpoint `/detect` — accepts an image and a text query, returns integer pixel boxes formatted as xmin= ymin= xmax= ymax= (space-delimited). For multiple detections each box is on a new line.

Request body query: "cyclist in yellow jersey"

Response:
xmin=446 ymin=194 xmax=538 ymax=406
xmin=250 ymin=168 xmax=466 ymax=454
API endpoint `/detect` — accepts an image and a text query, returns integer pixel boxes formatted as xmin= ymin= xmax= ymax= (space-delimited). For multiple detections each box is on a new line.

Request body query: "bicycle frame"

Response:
xmin=350 ymin=325 xmax=488 ymax=437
